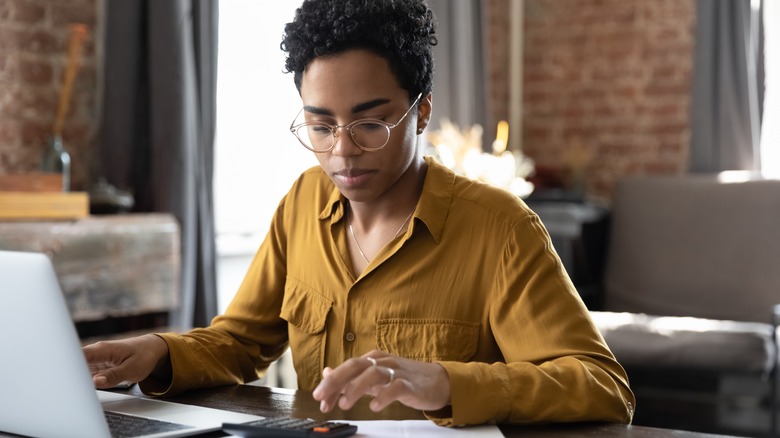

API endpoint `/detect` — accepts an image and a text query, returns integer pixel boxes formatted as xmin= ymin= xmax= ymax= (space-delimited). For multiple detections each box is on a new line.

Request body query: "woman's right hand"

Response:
xmin=82 ymin=334 xmax=171 ymax=389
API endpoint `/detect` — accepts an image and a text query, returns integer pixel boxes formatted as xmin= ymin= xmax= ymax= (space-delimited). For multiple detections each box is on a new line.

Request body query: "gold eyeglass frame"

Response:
xmin=289 ymin=93 xmax=423 ymax=153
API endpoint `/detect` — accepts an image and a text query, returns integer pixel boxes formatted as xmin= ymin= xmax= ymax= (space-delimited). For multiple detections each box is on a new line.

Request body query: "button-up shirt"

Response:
xmin=146 ymin=156 xmax=634 ymax=426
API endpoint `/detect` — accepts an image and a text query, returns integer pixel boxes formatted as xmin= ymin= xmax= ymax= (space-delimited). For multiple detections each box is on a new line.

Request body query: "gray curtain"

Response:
xmin=428 ymin=0 xmax=491 ymax=150
xmin=690 ymin=0 xmax=763 ymax=172
xmin=99 ymin=0 xmax=218 ymax=329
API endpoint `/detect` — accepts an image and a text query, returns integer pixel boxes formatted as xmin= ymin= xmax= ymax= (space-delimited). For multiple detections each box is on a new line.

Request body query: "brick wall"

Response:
xmin=0 ymin=0 xmax=695 ymax=201
xmin=0 ymin=0 xmax=98 ymax=191
xmin=484 ymin=0 xmax=511 ymax=142
xmin=486 ymin=0 xmax=696 ymax=203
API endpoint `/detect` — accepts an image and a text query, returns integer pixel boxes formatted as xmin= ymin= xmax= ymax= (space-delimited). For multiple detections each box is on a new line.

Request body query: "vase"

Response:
xmin=41 ymin=135 xmax=71 ymax=192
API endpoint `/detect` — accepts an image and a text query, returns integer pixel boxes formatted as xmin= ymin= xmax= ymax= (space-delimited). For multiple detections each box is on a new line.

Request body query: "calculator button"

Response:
xmin=222 ymin=417 xmax=358 ymax=437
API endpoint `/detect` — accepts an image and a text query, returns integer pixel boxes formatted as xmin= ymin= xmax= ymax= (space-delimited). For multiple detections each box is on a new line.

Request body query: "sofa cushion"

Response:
xmin=604 ymin=175 xmax=780 ymax=324
xmin=591 ymin=311 xmax=777 ymax=374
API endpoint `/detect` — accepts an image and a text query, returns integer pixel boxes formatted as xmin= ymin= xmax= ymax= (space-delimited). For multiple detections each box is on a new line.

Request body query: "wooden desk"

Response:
xmin=114 ymin=385 xmax=736 ymax=437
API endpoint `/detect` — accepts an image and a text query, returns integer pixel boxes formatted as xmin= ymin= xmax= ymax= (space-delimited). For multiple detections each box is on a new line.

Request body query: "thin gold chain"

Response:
xmin=347 ymin=206 xmax=414 ymax=263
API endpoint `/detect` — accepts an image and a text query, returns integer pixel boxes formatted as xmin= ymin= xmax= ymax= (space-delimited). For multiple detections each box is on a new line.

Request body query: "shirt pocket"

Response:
xmin=280 ymin=278 xmax=332 ymax=389
xmin=376 ymin=318 xmax=480 ymax=362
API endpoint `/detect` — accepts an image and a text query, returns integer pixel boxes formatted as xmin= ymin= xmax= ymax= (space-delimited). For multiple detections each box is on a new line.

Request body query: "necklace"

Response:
xmin=347 ymin=207 xmax=414 ymax=263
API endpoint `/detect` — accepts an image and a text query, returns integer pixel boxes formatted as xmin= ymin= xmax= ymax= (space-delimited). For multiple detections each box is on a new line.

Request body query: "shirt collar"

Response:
xmin=414 ymin=156 xmax=454 ymax=243
xmin=320 ymin=186 xmax=345 ymax=222
xmin=318 ymin=155 xmax=455 ymax=243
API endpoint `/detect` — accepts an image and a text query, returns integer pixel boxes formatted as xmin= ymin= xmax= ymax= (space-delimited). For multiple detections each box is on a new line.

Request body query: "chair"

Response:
xmin=590 ymin=174 xmax=780 ymax=437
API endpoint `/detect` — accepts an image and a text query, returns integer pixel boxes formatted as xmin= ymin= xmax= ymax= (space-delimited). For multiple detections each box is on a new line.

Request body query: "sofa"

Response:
xmin=589 ymin=174 xmax=779 ymax=437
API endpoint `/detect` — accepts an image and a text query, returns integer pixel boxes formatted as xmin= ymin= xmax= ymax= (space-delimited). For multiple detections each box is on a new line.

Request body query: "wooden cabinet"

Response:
xmin=0 ymin=214 xmax=180 ymax=337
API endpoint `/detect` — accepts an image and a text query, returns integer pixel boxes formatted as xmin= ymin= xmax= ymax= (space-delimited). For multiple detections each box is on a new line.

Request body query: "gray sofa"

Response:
xmin=589 ymin=174 xmax=779 ymax=437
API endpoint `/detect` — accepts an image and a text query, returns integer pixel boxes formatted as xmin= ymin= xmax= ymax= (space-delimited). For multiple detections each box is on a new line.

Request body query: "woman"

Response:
xmin=85 ymin=0 xmax=634 ymax=426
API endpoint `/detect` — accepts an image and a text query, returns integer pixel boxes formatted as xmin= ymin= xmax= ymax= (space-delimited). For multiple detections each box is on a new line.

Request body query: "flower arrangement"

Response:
xmin=427 ymin=119 xmax=535 ymax=198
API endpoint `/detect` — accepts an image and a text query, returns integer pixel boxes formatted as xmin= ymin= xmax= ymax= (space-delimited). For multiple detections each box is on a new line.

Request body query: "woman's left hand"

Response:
xmin=312 ymin=350 xmax=451 ymax=413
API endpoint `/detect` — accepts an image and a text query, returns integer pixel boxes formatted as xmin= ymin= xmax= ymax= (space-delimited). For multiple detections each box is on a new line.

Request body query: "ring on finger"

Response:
xmin=366 ymin=357 xmax=377 ymax=367
xmin=386 ymin=367 xmax=395 ymax=384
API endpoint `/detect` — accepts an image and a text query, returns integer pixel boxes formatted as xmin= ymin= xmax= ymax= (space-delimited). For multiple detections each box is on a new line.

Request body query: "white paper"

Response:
xmin=350 ymin=420 xmax=504 ymax=437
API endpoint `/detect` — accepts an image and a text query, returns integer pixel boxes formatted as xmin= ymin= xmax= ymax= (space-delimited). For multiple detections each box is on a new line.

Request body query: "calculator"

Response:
xmin=222 ymin=417 xmax=358 ymax=437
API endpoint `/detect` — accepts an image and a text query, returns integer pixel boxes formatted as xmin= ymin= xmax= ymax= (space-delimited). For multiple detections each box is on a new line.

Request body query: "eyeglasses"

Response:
xmin=289 ymin=93 xmax=422 ymax=153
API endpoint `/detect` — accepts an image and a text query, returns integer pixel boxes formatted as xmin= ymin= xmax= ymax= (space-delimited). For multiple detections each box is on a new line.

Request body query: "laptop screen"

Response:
xmin=0 ymin=250 xmax=111 ymax=437
xmin=0 ymin=250 xmax=264 ymax=438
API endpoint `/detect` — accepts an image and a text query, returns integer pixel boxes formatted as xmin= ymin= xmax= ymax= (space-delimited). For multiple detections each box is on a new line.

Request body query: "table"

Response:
xmin=112 ymin=384 xmax=736 ymax=437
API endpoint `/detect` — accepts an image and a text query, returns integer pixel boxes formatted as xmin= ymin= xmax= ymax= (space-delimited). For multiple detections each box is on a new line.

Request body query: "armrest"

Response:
xmin=774 ymin=304 xmax=780 ymax=329
xmin=773 ymin=305 xmax=779 ymax=366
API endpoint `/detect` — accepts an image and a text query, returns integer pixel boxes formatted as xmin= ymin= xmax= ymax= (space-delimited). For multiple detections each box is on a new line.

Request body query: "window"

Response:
xmin=215 ymin=2 xmax=317 ymax=312
xmin=761 ymin=0 xmax=780 ymax=177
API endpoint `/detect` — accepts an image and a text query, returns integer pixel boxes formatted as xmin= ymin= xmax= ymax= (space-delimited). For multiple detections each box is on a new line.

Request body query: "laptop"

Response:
xmin=0 ymin=250 xmax=264 ymax=437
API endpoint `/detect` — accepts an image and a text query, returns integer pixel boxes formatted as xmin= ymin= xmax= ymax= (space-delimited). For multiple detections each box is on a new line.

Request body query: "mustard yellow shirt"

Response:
xmin=147 ymin=156 xmax=634 ymax=426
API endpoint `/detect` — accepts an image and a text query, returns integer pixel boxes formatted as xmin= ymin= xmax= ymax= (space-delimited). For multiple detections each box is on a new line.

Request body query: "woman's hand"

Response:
xmin=312 ymin=350 xmax=451 ymax=413
xmin=82 ymin=334 xmax=170 ymax=389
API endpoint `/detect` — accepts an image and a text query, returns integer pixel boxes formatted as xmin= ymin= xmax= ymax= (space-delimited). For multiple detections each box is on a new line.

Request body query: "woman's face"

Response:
xmin=298 ymin=49 xmax=431 ymax=205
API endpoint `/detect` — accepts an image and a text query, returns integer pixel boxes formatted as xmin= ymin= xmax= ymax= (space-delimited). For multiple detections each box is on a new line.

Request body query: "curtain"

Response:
xmin=98 ymin=0 xmax=218 ymax=329
xmin=689 ymin=0 xmax=763 ymax=172
xmin=428 ymin=0 xmax=491 ymax=150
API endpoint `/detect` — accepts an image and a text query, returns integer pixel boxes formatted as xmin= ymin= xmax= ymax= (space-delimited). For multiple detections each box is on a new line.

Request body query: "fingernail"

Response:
xmin=320 ymin=400 xmax=329 ymax=412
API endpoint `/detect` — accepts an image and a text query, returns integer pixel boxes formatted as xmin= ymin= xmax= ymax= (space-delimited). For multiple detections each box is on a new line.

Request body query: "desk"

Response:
xmin=110 ymin=385 xmax=735 ymax=437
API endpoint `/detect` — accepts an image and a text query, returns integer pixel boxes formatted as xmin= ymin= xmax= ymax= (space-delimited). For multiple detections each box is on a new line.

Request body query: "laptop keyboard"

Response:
xmin=104 ymin=410 xmax=193 ymax=437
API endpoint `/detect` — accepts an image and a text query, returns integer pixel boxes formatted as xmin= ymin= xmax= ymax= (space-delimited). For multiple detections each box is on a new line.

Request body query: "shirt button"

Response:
xmin=345 ymin=332 xmax=356 ymax=342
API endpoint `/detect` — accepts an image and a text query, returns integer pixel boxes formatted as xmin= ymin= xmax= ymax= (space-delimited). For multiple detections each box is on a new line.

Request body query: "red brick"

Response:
xmin=19 ymin=59 xmax=54 ymax=85
xmin=563 ymin=126 xmax=596 ymax=138
xmin=658 ymin=142 xmax=684 ymax=154
xmin=642 ymin=44 xmax=693 ymax=60
xmin=10 ymin=0 xmax=46 ymax=24
xmin=525 ymin=89 xmax=553 ymax=104
xmin=0 ymin=55 xmax=18 ymax=82
xmin=649 ymin=122 xmax=687 ymax=136
xmin=5 ymin=144 xmax=44 ymax=171
xmin=0 ymin=28 xmax=17 ymax=51
xmin=651 ymin=65 xmax=678 ymax=79
xmin=571 ymin=88 xmax=605 ymax=101
xmin=0 ymin=0 xmax=11 ymax=19
xmin=649 ymin=103 xmax=684 ymax=117
xmin=563 ymin=106 xmax=586 ymax=118
xmin=595 ymin=31 xmax=642 ymax=47
xmin=51 ymin=2 xmax=96 ymax=26
xmin=14 ymin=29 xmax=60 ymax=54
xmin=599 ymin=141 xmax=638 ymax=155
xmin=20 ymin=119 xmax=51 ymax=147
xmin=0 ymin=87 xmax=20 ymax=118
xmin=527 ymin=127 xmax=552 ymax=141
xmin=525 ymin=71 xmax=557 ymax=83
xmin=0 ymin=86 xmax=57 ymax=120
xmin=61 ymin=120 xmax=89 ymax=143
xmin=0 ymin=120 xmax=21 ymax=146
xmin=645 ymin=83 xmax=690 ymax=97
xmin=613 ymin=86 xmax=639 ymax=99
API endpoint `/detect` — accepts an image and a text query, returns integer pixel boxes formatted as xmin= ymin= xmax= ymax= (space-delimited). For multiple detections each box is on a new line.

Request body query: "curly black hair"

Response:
xmin=280 ymin=0 xmax=438 ymax=101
